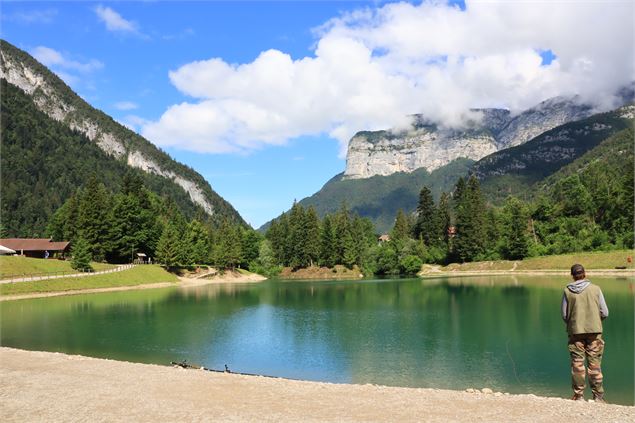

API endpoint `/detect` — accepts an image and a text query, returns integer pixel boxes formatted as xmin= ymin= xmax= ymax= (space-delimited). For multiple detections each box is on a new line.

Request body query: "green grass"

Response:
xmin=440 ymin=250 xmax=635 ymax=272
xmin=0 ymin=265 xmax=178 ymax=296
xmin=0 ymin=256 xmax=116 ymax=278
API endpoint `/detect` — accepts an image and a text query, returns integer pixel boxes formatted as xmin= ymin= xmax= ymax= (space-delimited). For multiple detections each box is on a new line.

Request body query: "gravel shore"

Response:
xmin=1 ymin=348 xmax=633 ymax=422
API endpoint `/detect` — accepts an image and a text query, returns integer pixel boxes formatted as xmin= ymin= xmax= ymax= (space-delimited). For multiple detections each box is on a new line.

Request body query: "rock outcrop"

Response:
xmin=343 ymin=97 xmax=596 ymax=180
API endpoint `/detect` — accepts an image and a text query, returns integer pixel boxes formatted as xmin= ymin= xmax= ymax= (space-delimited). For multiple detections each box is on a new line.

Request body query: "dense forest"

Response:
xmin=260 ymin=128 xmax=634 ymax=275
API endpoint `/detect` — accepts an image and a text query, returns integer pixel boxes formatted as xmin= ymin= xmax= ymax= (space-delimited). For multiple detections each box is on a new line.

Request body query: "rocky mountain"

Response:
xmin=260 ymin=158 xmax=473 ymax=234
xmin=0 ymin=40 xmax=245 ymax=236
xmin=262 ymin=104 xmax=633 ymax=235
xmin=343 ymin=96 xmax=598 ymax=180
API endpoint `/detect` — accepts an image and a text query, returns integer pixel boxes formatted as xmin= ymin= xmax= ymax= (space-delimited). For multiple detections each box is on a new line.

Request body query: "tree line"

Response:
xmin=48 ymin=136 xmax=633 ymax=275
xmin=48 ymin=172 xmax=261 ymax=271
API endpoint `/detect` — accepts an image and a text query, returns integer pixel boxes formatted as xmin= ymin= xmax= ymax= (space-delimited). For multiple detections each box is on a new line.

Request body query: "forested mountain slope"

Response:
xmin=1 ymin=41 xmax=245 ymax=236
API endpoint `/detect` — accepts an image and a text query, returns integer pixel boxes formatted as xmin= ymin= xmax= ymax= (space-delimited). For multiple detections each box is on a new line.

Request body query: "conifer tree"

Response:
xmin=186 ymin=219 xmax=211 ymax=265
xmin=155 ymin=222 xmax=181 ymax=267
xmin=502 ymin=197 xmax=530 ymax=260
xmin=319 ymin=214 xmax=337 ymax=267
xmin=241 ymin=229 xmax=262 ymax=268
xmin=304 ymin=206 xmax=321 ymax=267
xmin=436 ymin=192 xmax=452 ymax=247
xmin=391 ymin=209 xmax=411 ymax=241
xmin=217 ymin=221 xmax=243 ymax=270
xmin=77 ymin=175 xmax=111 ymax=261
xmin=454 ymin=175 xmax=486 ymax=262
xmin=413 ymin=186 xmax=439 ymax=246
xmin=70 ymin=237 xmax=93 ymax=272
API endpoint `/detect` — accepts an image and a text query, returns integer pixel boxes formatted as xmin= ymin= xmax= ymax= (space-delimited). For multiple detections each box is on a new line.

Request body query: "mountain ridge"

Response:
xmin=0 ymin=39 xmax=245 ymax=226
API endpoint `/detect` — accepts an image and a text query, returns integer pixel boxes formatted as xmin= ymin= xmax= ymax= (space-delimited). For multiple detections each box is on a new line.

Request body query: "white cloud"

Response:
xmin=95 ymin=5 xmax=142 ymax=36
xmin=143 ymin=0 xmax=634 ymax=156
xmin=114 ymin=101 xmax=139 ymax=111
xmin=32 ymin=46 xmax=103 ymax=73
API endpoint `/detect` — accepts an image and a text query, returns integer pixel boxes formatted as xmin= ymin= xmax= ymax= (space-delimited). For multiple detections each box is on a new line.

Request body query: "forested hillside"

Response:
xmin=1 ymin=40 xmax=245 ymax=237
xmin=475 ymin=106 xmax=633 ymax=203
xmin=1 ymin=80 xmax=243 ymax=237
xmin=280 ymin=158 xmax=473 ymax=233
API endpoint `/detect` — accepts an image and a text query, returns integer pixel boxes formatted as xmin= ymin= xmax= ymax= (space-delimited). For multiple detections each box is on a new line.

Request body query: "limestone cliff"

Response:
xmin=343 ymin=97 xmax=595 ymax=180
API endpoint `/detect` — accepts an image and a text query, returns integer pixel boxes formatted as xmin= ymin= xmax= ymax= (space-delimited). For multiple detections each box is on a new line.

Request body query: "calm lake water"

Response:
xmin=1 ymin=276 xmax=633 ymax=405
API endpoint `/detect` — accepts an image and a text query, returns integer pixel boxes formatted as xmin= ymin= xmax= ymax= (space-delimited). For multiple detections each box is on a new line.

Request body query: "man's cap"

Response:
xmin=571 ymin=264 xmax=585 ymax=276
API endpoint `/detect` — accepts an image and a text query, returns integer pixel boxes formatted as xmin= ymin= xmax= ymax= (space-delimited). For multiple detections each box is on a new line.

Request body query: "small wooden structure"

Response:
xmin=0 ymin=238 xmax=70 ymax=258
xmin=134 ymin=253 xmax=151 ymax=264
xmin=378 ymin=234 xmax=391 ymax=243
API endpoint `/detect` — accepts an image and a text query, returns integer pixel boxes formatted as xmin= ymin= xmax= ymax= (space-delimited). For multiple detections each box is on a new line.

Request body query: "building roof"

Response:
xmin=0 ymin=238 xmax=70 ymax=252
xmin=0 ymin=245 xmax=16 ymax=254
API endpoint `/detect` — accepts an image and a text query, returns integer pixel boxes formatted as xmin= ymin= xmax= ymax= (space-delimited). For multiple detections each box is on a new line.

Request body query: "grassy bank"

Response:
xmin=0 ymin=256 xmax=116 ymax=278
xmin=432 ymin=250 xmax=634 ymax=273
xmin=0 ymin=265 xmax=178 ymax=296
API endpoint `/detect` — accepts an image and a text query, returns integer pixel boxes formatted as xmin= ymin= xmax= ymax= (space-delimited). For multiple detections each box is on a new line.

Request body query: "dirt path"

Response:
xmin=0 ymin=348 xmax=632 ymax=423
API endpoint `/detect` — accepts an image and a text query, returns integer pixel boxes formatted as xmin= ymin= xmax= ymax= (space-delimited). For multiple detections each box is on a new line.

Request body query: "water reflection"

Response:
xmin=1 ymin=276 xmax=633 ymax=405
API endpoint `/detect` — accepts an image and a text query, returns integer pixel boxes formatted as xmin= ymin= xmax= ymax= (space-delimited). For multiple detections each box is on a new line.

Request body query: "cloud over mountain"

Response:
xmin=143 ymin=0 xmax=634 ymax=155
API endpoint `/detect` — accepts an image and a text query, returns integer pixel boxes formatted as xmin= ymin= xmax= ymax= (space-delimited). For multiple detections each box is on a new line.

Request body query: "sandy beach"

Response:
xmin=0 ymin=347 xmax=632 ymax=423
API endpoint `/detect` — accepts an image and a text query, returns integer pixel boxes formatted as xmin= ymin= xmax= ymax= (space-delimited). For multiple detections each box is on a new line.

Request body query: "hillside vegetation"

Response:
xmin=1 ymin=40 xmax=245 ymax=238
xmin=476 ymin=108 xmax=633 ymax=203
xmin=292 ymin=158 xmax=473 ymax=233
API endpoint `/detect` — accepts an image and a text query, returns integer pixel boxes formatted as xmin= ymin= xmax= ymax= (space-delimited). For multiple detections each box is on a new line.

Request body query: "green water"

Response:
xmin=1 ymin=276 xmax=633 ymax=405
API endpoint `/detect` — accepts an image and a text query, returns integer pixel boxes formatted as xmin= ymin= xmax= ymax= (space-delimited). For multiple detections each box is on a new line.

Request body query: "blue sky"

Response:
xmin=2 ymin=1 xmax=378 ymax=227
xmin=2 ymin=1 xmax=631 ymax=227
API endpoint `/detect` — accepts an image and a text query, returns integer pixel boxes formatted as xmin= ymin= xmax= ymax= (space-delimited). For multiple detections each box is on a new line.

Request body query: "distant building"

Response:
xmin=378 ymin=234 xmax=391 ymax=243
xmin=0 ymin=238 xmax=70 ymax=258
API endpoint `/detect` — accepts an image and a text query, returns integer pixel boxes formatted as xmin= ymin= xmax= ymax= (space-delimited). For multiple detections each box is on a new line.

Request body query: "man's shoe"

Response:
xmin=571 ymin=394 xmax=584 ymax=401
xmin=592 ymin=394 xmax=606 ymax=403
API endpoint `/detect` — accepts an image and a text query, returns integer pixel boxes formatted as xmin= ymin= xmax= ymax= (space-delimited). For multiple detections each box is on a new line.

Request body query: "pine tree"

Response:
xmin=241 ymin=229 xmax=261 ymax=268
xmin=334 ymin=204 xmax=355 ymax=266
xmin=76 ymin=175 xmax=111 ymax=261
xmin=413 ymin=186 xmax=439 ymax=246
xmin=454 ymin=175 xmax=486 ymax=262
xmin=391 ymin=209 xmax=411 ymax=241
xmin=436 ymin=192 xmax=452 ymax=247
xmin=288 ymin=202 xmax=307 ymax=268
xmin=217 ymin=221 xmax=243 ymax=270
xmin=186 ymin=219 xmax=211 ymax=265
xmin=304 ymin=206 xmax=321 ymax=267
xmin=70 ymin=237 xmax=93 ymax=272
xmin=502 ymin=197 xmax=530 ymax=260
xmin=155 ymin=222 xmax=181 ymax=267
xmin=319 ymin=214 xmax=337 ymax=267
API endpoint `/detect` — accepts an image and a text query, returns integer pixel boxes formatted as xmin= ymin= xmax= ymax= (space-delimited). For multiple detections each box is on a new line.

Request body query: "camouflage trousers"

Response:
xmin=568 ymin=333 xmax=604 ymax=397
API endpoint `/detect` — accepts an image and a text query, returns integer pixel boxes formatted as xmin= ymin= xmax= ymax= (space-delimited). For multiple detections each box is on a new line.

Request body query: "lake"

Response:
xmin=1 ymin=275 xmax=633 ymax=405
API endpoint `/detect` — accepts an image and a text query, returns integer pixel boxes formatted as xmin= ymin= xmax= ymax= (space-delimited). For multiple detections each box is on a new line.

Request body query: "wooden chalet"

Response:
xmin=0 ymin=238 xmax=70 ymax=258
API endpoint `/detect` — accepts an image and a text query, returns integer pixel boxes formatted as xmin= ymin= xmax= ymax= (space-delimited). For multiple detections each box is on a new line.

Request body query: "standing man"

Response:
xmin=561 ymin=264 xmax=609 ymax=402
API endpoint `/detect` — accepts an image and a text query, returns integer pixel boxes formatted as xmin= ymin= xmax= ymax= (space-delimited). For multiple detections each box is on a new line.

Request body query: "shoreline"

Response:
xmin=418 ymin=269 xmax=635 ymax=279
xmin=0 ymin=272 xmax=267 ymax=302
xmin=0 ymin=347 xmax=632 ymax=422
xmin=1 ymin=268 xmax=631 ymax=302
